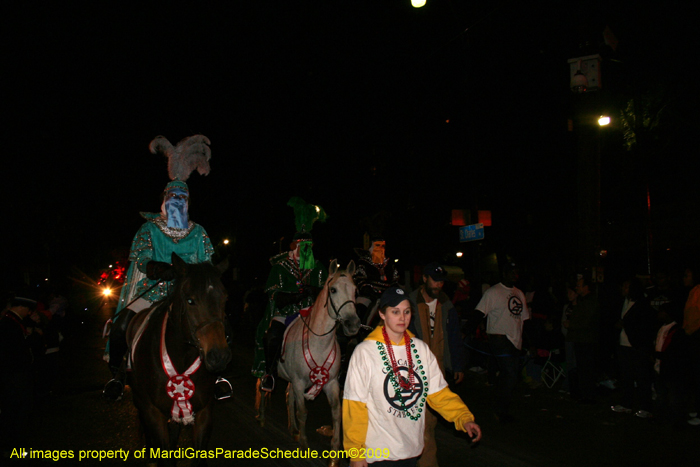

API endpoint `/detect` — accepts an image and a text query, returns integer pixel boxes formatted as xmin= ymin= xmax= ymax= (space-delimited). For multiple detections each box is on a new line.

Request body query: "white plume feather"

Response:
xmin=150 ymin=134 xmax=211 ymax=181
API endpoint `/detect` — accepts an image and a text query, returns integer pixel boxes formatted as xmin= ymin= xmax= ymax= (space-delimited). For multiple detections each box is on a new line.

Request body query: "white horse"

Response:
xmin=257 ymin=260 xmax=360 ymax=463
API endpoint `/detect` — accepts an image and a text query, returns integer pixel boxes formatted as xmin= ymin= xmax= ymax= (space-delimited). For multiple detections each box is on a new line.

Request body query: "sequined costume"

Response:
xmin=353 ymin=247 xmax=399 ymax=321
xmin=104 ymin=212 xmax=214 ymax=361
xmin=251 ymin=251 xmax=327 ymax=378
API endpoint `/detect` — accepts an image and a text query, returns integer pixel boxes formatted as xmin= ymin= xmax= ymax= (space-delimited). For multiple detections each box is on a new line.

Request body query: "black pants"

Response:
xmin=617 ymin=345 xmax=653 ymax=411
xmin=488 ymin=334 xmax=521 ymax=415
xmin=264 ymin=320 xmax=286 ymax=376
xmin=574 ymin=342 xmax=597 ymax=400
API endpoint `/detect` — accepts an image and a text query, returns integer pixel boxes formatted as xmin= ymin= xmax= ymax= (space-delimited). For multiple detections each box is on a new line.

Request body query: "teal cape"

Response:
xmin=104 ymin=213 xmax=214 ymax=362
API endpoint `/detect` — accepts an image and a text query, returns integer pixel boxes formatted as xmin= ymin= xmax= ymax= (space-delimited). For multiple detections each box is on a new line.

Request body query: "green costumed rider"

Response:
xmin=252 ymin=197 xmax=329 ymax=392
xmin=103 ymin=135 xmax=227 ymax=401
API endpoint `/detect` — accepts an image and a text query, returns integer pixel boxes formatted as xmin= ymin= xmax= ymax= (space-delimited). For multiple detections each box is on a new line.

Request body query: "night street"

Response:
xmin=6 ymin=301 xmax=693 ymax=467
xmin=2 ymin=3 xmax=698 ymax=466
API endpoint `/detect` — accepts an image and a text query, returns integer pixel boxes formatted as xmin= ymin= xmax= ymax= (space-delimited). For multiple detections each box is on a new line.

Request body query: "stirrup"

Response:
xmin=215 ymin=377 xmax=233 ymax=401
xmin=103 ymin=378 xmax=124 ymax=401
xmin=260 ymin=374 xmax=275 ymax=393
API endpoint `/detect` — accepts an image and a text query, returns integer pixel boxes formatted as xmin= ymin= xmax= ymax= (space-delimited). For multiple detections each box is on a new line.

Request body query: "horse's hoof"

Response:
xmin=316 ymin=425 xmax=334 ymax=437
xmin=328 ymin=458 xmax=341 ymax=467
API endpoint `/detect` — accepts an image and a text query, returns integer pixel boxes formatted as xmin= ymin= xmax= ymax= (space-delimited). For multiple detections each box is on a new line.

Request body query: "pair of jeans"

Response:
xmin=488 ymin=334 xmax=521 ymax=415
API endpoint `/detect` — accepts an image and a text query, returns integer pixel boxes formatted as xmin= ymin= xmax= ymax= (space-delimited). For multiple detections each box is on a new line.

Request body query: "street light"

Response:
xmin=598 ymin=115 xmax=610 ymax=126
xmin=411 ymin=0 xmax=426 ymax=7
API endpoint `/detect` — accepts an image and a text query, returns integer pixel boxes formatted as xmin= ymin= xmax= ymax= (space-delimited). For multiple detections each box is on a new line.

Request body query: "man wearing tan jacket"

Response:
xmin=409 ymin=263 xmax=465 ymax=467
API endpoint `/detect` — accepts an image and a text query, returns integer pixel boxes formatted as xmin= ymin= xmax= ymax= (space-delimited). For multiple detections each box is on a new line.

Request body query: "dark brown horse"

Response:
xmin=126 ymin=252 xmax=231 ymax=466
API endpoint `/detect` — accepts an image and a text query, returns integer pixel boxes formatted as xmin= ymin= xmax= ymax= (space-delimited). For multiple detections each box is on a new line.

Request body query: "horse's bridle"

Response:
xmin=300 ymin=276 xmax=356 ymax=337
xmin=176 ymin=286 xmax=227 ymax=351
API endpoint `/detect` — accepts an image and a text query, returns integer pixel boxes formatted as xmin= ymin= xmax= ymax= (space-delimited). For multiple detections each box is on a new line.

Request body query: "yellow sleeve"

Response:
xmin=342 ymin=399 xmax=368 ymax=462
xmin=426 ymin=386 xmax=475 ymax=432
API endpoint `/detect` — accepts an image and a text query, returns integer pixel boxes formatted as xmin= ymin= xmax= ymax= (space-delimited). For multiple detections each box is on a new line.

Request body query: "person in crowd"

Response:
xmin=353 ymin=236 xmax=400 ymax=327
xmin=564 ymin=274 xmax=600 ymax=404
xmin=682 ymin=262 xmax=700 ymax=425
xmin=560 ymin=285 xmax=578 ymax=395
xmin=611 ymin=277 xmax=659 ymax=418
xmin=653 ymin=295 xmax=686 ymax=427
xmin=467 ymin=261 xmax=530 ymax=422
xmin=0 ymin=297 xmax=37 ymax=455
xmin=343 ymin=287 xmax=481 ymax=467
xmin=408 ymin=263 xmax=465 ymax=467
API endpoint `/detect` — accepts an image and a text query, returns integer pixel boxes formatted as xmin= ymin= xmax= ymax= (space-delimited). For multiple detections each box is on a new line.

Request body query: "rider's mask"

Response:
xmin=369 ymin=241 xmax=386 ymax=264
xmin=298 ymin=240 xmax=315 ymax=270
xmin=164 ymin=188 xmax=189 ymax=229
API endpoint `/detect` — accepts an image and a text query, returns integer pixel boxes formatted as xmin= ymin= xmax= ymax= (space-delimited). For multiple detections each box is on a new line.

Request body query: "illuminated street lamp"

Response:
xmin=223 ymin=239 xmax=230 ymax=245
xmin=456 ymin=252 xmax=463 ymax=258
xmin=598 ymin=115 xmax=610 ymax=126
xmin=411 ymin=0 xmax=426 ymax=8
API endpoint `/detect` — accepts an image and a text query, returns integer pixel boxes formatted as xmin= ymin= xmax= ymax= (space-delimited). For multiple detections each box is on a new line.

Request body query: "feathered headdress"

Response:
xmin=287 ymin=196 xmax=328 ymax=240
xmin=149 ymin=135 xmax=212 ymax=191
xmin=287 ymin=197 xmax=328 ymax=270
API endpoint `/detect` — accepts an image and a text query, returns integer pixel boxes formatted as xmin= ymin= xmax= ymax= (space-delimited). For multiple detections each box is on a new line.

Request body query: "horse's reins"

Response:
xmin=122 ymin=279 xmax=164 ymax=310
xmin=299 ymin=275 xmax=356 ymax=337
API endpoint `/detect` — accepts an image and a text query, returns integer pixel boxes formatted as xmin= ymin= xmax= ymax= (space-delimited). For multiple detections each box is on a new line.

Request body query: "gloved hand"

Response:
xmin=146 ymin=261 xmax=176 ymax=281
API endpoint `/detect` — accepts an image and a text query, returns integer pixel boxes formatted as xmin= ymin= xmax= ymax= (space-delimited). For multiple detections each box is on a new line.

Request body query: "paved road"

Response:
xmin=14 ymin=303 xmax=696 ymax=466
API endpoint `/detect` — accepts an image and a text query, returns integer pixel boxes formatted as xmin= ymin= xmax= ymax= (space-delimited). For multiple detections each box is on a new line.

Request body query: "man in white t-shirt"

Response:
xmin=474 ymin=262 xmax=530 ymax=422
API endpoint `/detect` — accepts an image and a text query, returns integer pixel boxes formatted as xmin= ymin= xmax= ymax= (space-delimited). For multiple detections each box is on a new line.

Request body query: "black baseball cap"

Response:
xmin=423 ymin=262 xmax=447 ymax=282
xmin=379 ymin=287 xmax=410 ymax=308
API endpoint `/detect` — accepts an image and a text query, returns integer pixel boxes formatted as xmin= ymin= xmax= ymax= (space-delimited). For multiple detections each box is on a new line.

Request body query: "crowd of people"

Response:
xmin=6 ymin=133 xmax=699 ymax=465
xmin=0 ymin=290 xmax=69 ymax=456
xmin=457 ymin=261 xmax=700 ymax=430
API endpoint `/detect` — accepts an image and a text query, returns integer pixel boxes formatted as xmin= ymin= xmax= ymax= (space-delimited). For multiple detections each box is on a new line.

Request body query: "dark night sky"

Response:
xmin=3 ymin=1 xmax=698 ymax=289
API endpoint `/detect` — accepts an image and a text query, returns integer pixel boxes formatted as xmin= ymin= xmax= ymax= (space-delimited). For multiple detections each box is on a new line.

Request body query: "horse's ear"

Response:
xmin=171 ymin=252 xmax=187 ymax=276
xmin=346 ymin=260 xmax=356 ymax=277
xmin=329 ymin=259 xmax=339 ymax=278
xmin=216 ymin=257 xmax=229 ymax=274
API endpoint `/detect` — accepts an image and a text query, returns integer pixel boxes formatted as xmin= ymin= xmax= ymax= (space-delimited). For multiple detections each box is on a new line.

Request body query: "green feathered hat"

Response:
xmin=287 ymin=197 xmax=328 ymax=241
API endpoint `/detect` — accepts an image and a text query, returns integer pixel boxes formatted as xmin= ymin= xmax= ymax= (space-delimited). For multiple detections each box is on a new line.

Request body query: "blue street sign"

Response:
xmin=459 ymin=223 xmax=484 ymax=242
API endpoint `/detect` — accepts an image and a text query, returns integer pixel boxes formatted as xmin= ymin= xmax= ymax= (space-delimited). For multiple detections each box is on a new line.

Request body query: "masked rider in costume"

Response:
xmin=103 ymin=135 xmax=226 ymax=401
xmin=353 ymin=236 xmax=400 ymax=327
xmin=252 ymin=197 xmax=328 ymax=392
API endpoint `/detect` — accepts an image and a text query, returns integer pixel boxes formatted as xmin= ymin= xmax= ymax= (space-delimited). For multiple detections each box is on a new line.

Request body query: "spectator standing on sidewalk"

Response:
xmin=682 ymin=262 xmax=700 ymax=425
xmin=469 ymin=261 xmax=530 ymax=422
xmin=0 ymin=297 xmax=37 ymax=455
xmin=564 ymin=274 xmax=600 ymax=404
xmin=611 ymin=277 xmax=659 ymax=418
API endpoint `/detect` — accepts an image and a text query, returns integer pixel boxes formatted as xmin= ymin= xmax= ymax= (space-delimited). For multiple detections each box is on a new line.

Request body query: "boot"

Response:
xmin=261 ymin=321 xmax=285 ymax=392
xmin=103 ymin=309 xmax=135 ymax=401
